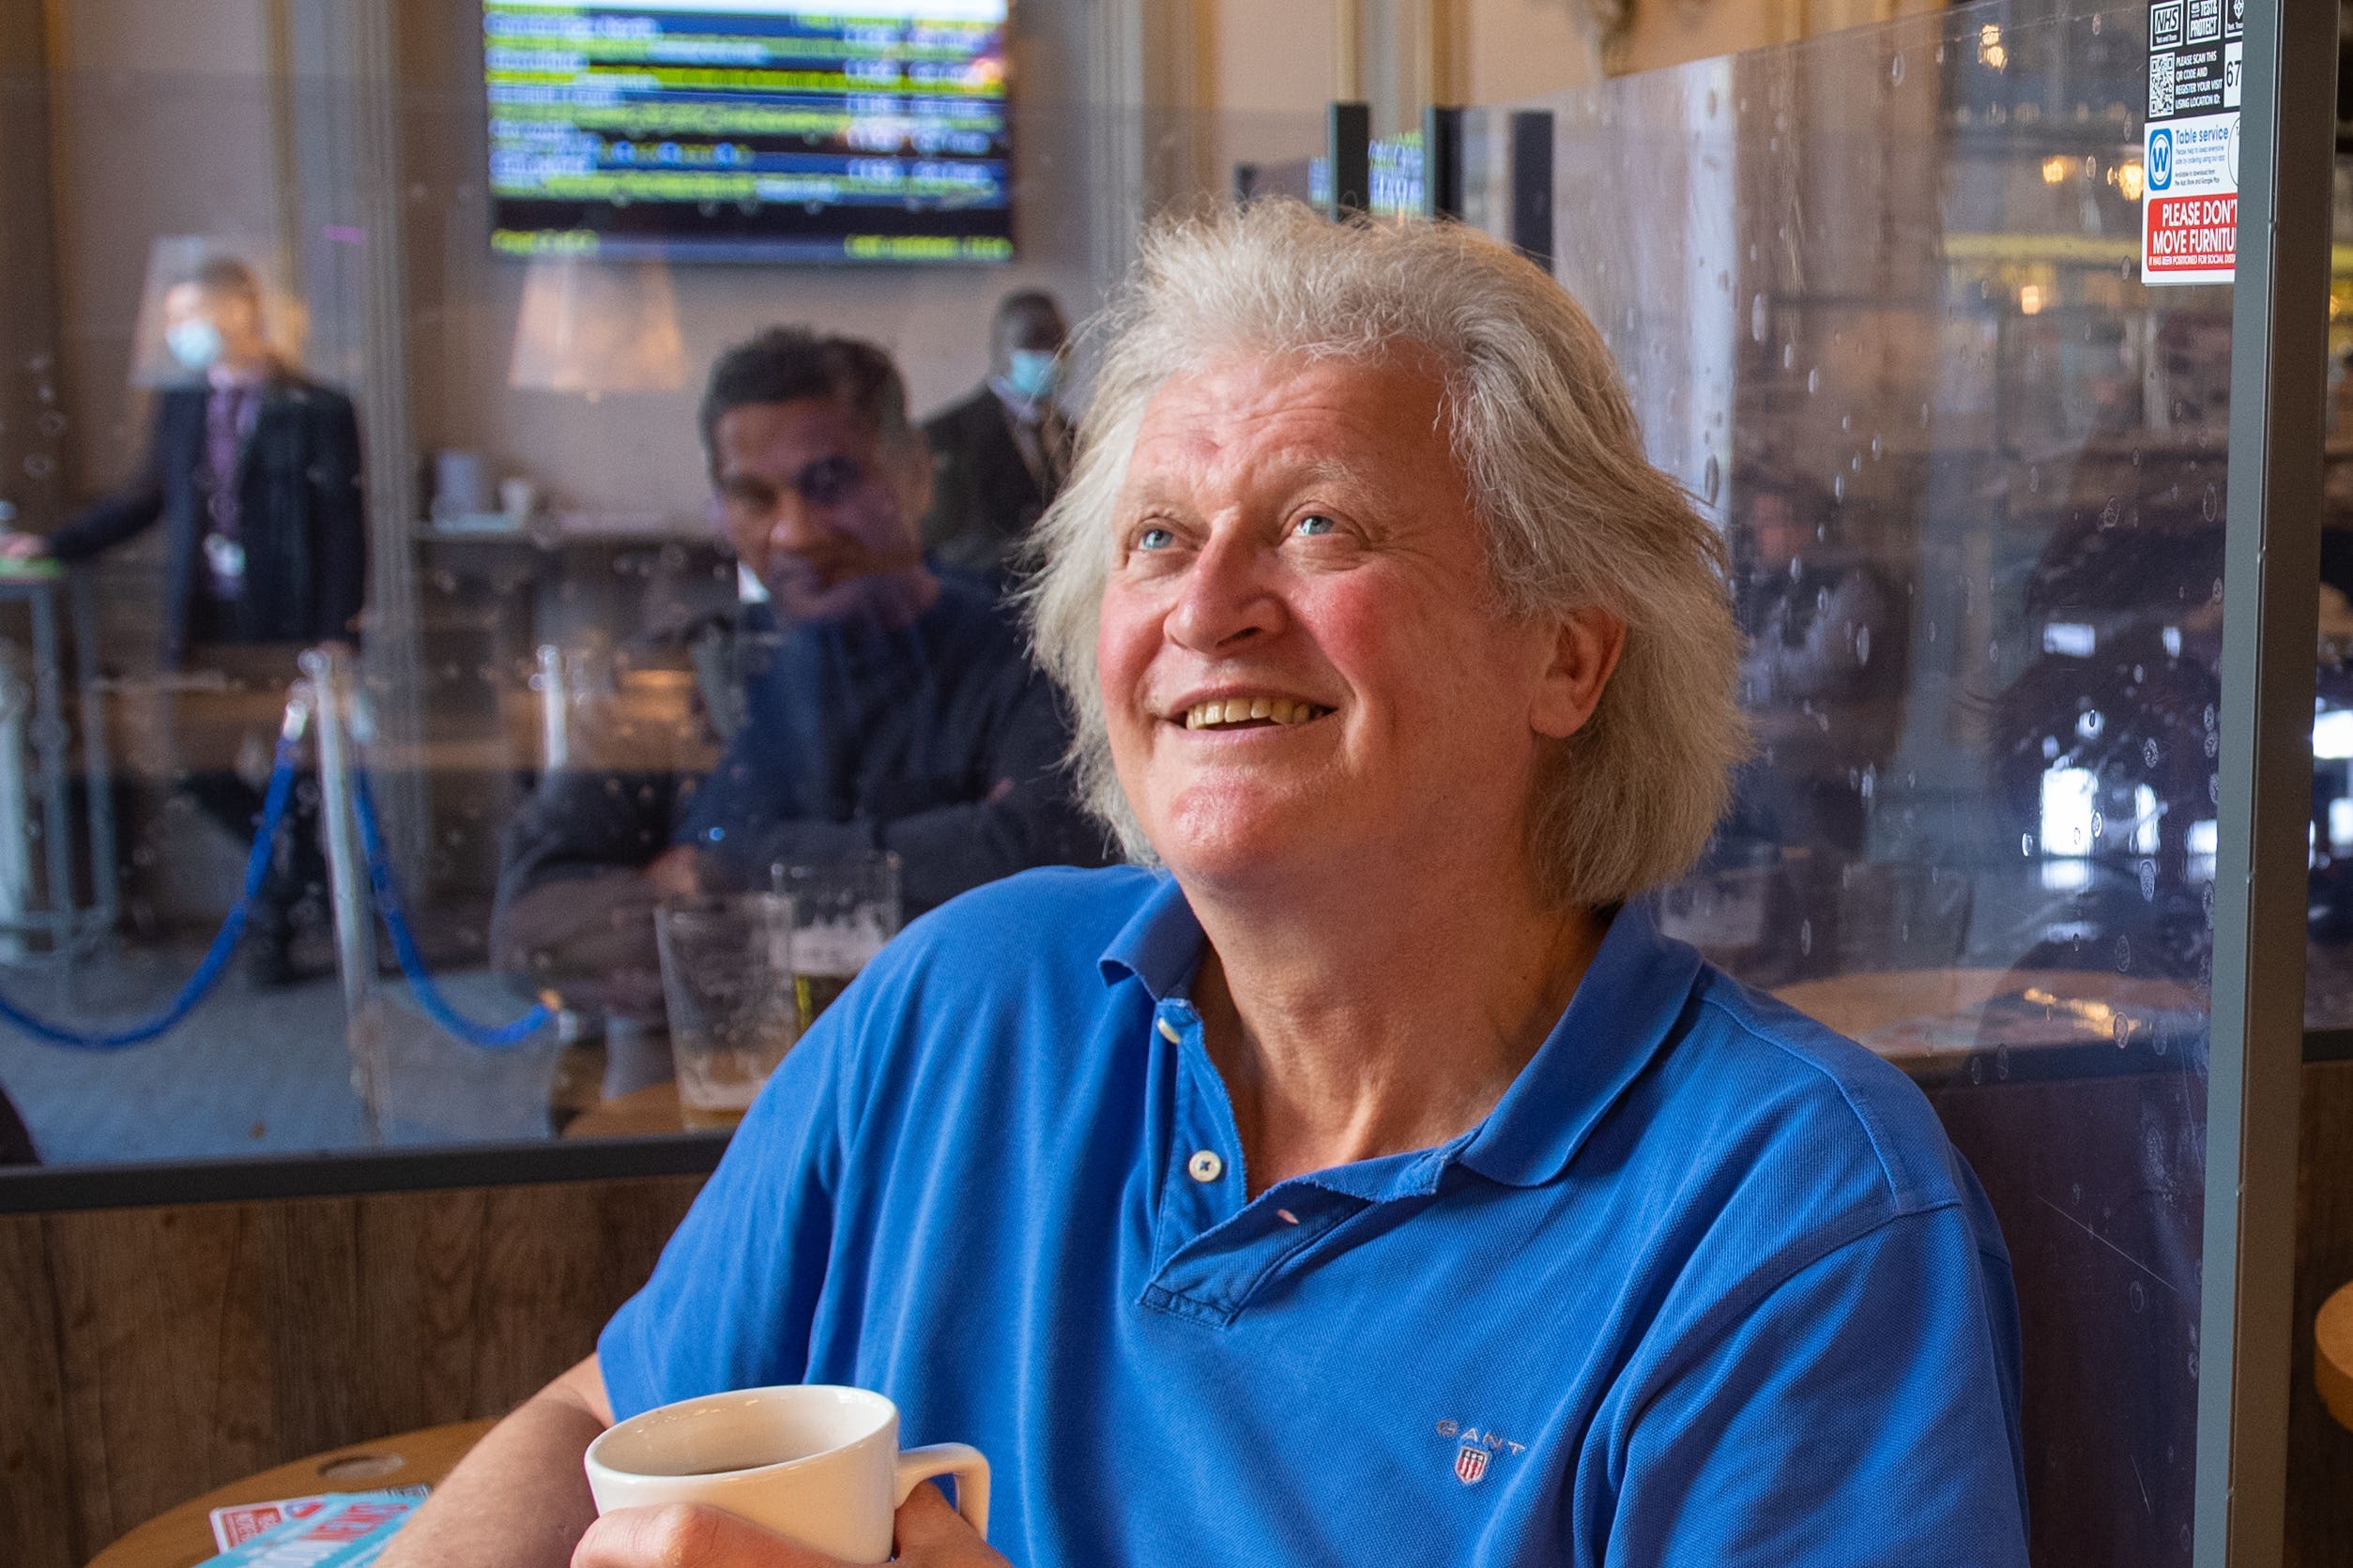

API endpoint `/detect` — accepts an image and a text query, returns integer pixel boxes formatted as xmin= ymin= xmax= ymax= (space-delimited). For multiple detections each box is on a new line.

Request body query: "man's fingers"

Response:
xmin=571 ymin=1503 xmax=840 ymax=1568
xmin=893 ymin=1481 xmax=979 ymax=1553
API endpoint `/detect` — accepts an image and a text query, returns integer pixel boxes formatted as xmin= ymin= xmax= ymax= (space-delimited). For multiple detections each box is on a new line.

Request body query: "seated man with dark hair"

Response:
xmin=492 ymin=327 xmax=1108 ymax=1013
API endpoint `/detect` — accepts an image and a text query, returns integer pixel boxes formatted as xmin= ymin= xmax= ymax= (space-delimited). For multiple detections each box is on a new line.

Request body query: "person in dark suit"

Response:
xmin=2 ymin=255 xmax=368 ymax=982
xmin=918 ymin=290 xmax=1073 ymax=587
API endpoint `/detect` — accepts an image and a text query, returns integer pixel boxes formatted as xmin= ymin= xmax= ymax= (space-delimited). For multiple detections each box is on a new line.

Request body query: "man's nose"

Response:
xmin=1166 ymin=530 xmax=1283 ymax=652
xmin=766 ymin=493 xmax=831 ymax=556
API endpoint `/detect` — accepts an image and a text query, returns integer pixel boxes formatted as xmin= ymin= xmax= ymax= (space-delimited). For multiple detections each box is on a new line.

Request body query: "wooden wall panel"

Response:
xmin=0 ymin=1173 xmax=701 ymax=1568
xmin=0 ymin=1214 xmax=73 ymax=1568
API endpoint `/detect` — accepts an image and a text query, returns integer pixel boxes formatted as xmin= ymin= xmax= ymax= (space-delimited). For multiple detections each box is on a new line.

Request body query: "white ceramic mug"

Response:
xmin=584 ymin=1385 xmax=989 ymax=1563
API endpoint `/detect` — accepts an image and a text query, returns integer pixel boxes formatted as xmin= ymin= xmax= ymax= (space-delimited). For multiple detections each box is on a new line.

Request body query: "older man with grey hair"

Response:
xmin=385 ymin=205 xmax=2026 ymax=1568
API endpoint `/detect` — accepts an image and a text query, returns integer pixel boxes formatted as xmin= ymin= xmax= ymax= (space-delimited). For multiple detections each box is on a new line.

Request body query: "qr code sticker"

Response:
xmin=2148 ymin=52 xmax=2176 ymax=117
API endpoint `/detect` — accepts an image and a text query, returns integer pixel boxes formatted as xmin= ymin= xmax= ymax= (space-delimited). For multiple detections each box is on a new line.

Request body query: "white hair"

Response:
xmin=1024 ymin=201 xmax=1747 ymax=908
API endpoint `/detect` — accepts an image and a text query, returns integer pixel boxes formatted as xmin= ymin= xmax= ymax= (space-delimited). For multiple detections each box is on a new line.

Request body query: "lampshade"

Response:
xmin=506 ymin=256 xmax=686 ymax=395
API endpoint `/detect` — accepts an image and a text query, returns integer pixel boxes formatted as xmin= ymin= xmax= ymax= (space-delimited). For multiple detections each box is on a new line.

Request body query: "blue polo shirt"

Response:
xmin=601 ymin=867 xmax=2029 ymax=1567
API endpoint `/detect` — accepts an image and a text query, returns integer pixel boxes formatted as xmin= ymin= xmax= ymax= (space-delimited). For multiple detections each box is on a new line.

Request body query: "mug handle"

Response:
xmin=894 ymin=1443 xmax=991 ymax=1541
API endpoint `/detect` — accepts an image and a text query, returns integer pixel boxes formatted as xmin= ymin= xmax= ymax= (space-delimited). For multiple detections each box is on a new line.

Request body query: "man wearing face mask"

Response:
xmin=0 ymin=254 xmax=365 ymax=984
xmin=490 ymin=327 xmax=1108 ymax=1017
xmin=918 ymin=291 xmax=1073 ymax=588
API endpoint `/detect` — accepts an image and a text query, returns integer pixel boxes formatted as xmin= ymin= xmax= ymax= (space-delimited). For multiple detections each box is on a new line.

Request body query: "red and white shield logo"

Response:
xmin=1454 ymin=1444 xmax=1490 ymax=1485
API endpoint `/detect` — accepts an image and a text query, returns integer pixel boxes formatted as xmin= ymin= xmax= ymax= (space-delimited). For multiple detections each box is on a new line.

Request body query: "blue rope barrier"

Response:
xmin=348 ymin=766 xmax=553 ymax=1049
xmin=0 ymin=722 xmax=304 ymax=1051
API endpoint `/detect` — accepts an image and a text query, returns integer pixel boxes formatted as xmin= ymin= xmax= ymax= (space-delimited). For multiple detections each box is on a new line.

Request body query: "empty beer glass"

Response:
xmin=654 ymin=892 xmax=799 ymax=1118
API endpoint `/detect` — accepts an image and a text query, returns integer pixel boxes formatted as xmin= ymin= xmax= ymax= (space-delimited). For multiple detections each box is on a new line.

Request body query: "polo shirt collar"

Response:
xmin=1097 ymin=872 xmax=1199 ymax=998
xmin=1455 ymin=900 xmax=1703 ymax=1188
xmin=1096 ymin=875 xmax=1704 ymax=1191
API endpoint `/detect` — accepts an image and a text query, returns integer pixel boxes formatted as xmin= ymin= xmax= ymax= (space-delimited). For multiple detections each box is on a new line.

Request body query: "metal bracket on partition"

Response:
xmin=301 ymin=645 xmax=384 ymax=1142
xmin=2195 ymin=0 xmax=2340 ymax=1562
xmin=1508 ymin=110 xmax=1553 ymax=270
xmin=1422 ymin=105 xmax=1464 ymax=221
xmin=1326 ymin=100 xmax=1370 ymax=221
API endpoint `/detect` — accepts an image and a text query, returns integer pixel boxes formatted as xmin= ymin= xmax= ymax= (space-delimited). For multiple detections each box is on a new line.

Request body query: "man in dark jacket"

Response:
xmin=491 ymin=327 xmax=1108 ymax=1018
xmin=917 ymin=290 xmax=1073 ymax=588
xmin=3 ymin=255 xmax=368 ymax=982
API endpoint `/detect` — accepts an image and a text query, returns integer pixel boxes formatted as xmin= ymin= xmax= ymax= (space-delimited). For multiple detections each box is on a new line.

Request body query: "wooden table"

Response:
xmin=1773 ymin=967 xmax=2202 ymax=1062
xmin=85 ymin=1419 xmax=493 ymax=1568
xmin=2320 ymin=1282 xmax=2353 ymax=1432
xmin=562 ymin=1080 xmax=743 ymax=1138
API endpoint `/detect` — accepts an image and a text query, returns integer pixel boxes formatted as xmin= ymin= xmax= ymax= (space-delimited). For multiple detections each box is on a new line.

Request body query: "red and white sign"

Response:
xmin=2139 ymin=111 xmax=2238 ymax=285
xmin=2144 ymin=191 xmax=2237 ymax=274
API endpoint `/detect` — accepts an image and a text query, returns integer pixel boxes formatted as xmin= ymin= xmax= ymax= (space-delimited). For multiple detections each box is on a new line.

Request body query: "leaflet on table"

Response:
xmin=210 ymin=1487 xmax=428 ymax=1550
xmin=195 ymin=1491 xmax=423 ymax=1567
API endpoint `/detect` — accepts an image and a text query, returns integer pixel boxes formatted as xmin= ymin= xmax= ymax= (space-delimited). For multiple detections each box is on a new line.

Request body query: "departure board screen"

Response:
xmin=483 ymin=0 xmax=1013 ymax=265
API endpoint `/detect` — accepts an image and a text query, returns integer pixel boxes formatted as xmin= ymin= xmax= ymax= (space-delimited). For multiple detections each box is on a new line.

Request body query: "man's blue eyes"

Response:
xmin=1134 ymin=516 xmax=1337 ymax=550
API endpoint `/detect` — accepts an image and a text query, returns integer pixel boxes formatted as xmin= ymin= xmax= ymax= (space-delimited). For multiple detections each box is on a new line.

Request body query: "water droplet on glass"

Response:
xmin=1749 ymin=294 xmax=1768 ymax=343
xmin=2202 ymin=482 xmax=2220 ymax=521
xmin=1890 ymin=53 xmax=1905 ymax=84
xmin=1806 ymin=367 xmax=1820 ymax=395
xmin=1781 ymin=343 xmax=1796 ymax=370
xmin=1702 ymin=454 xmax=1721 ymax=506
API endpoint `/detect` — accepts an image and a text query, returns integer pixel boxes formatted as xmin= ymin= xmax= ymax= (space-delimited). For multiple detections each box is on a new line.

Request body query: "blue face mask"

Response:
xmin=165 ymin=318 xmax=225 ymax=373
xmin=1004 ymin=348 xmax=1059 ymax=403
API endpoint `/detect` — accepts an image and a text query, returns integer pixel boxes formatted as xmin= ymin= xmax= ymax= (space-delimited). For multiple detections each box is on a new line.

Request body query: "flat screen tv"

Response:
xmin=484 ymin=0 xmax=1012 ymax=264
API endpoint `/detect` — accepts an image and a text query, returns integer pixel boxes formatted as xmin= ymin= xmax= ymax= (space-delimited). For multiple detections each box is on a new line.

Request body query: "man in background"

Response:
xmin=918 ymin=290 xmax=1073 ymax=587
xmin=1 ymin=254 xmax=366 ymax=983
xmin=491 ymin=327 xmax=1107 ymax=1017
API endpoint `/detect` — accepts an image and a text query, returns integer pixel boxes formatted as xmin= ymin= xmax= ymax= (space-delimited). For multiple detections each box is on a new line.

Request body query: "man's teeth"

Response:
xmin=1183 ymin=697 xmax=1328 ymax=729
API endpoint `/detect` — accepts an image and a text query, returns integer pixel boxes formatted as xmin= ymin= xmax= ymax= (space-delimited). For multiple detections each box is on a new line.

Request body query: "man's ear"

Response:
xmin=1530 ymin=606 xmax=1626 ymax=740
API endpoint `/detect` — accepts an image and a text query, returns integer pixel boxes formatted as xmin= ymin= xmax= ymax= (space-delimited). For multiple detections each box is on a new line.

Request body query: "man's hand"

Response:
xmin=572 ymin=1484 xmax=1006 ymax=1568
xmin=0 ymin=533 xmax=48 ymax=562
xmin=646 ymin=845 xmax=704 ymax=900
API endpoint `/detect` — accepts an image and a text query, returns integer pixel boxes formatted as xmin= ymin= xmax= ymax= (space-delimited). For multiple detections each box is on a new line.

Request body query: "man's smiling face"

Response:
xmin=711 ymin=396 xmax=930 ymax=623
xmin=1093 ymin=350 xmax=1605 ymax=898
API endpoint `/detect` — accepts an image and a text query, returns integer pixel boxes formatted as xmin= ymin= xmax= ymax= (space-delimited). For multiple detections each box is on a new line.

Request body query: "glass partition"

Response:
xmin=0 ymin=8 xmax=2325 ymax=1554
xmin=0 ymin=42 xmax=1330 ymax=1168
xmin=2304 ymin=163 xmax=2353 ymax=1032
xmin=1463 ymin=3 xmax=2223 ymax=1563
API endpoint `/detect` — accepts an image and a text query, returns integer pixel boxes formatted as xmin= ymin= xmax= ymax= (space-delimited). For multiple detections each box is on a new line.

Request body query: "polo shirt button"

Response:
xmin=1156 ymin=1017 xmax=1182 ymax=1043
xmin=1187 ymin=1149 xmax=1224 ymax=1182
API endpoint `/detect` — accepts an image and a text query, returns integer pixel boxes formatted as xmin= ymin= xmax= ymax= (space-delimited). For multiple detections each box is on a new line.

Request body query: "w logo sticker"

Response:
xmin=1454 ymin=1444 xmax=1491 ymax=1485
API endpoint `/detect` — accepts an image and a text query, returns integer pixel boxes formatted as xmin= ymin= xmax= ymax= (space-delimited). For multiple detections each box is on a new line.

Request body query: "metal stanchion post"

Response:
xmin=0 ymin=647 xmax=32 ymax=964
xmin=534 ymin=642 xmax=571 ymax=769
xmin=303 ymin=646 xmax=384 ymax=1142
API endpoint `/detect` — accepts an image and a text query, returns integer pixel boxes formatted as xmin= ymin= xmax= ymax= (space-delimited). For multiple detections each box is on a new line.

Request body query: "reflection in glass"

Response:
xmin=1464 ymin=5 xmax=2213 ymax=1562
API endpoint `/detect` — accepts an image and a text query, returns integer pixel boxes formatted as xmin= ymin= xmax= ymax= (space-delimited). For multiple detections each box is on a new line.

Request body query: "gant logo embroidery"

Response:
xmin=1436 ymin=1419 xmax=1525 ymax=1486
